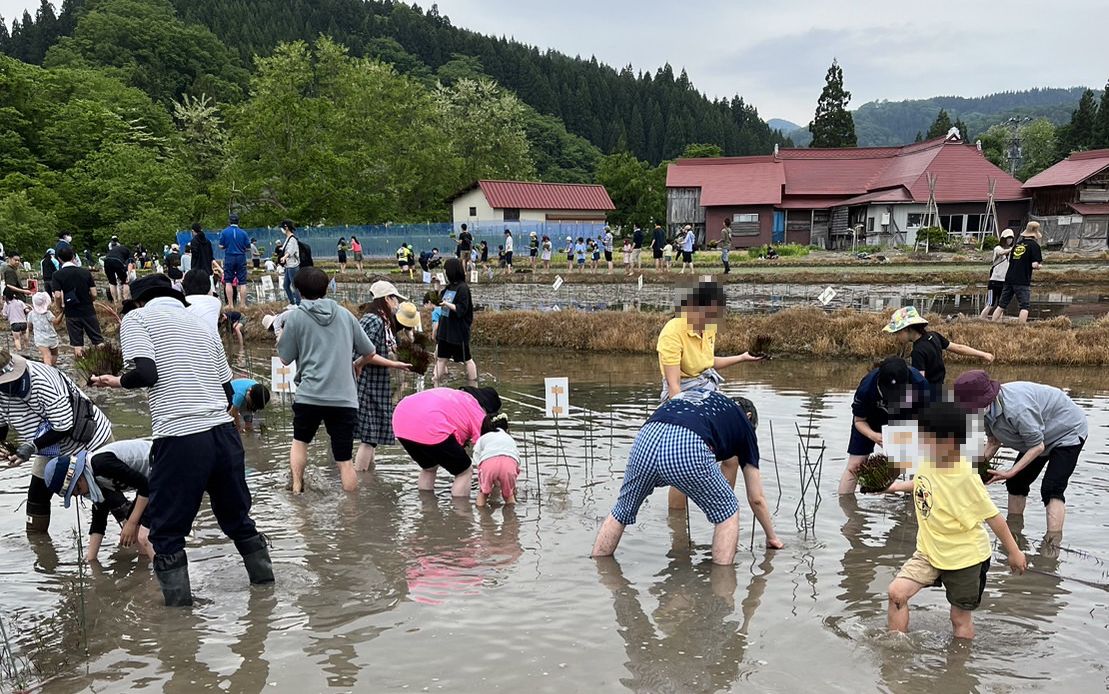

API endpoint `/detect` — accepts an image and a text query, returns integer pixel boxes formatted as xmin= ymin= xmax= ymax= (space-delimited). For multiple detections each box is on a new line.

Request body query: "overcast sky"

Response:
xmin=3 ymin=0 xmax=1106 ymax=123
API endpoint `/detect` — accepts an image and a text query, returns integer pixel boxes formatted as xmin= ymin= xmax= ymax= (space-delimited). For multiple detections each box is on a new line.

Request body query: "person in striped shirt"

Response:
xmin=91 ymin=274 xmax=272 ymax=606
xmin=0 ymin=350 xmax=113 ymax=533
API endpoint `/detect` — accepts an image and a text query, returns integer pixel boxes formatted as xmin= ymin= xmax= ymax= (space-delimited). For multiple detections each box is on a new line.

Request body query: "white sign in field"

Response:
xmin=544 ymin=377 xmax=569 ymax=419
xmin=271 ymin=357 xmax=297 ymax=394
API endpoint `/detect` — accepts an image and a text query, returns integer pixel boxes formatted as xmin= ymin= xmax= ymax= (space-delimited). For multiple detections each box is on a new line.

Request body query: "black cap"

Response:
xmin=460 ymin=386 xmax=501 ymax=415
xmin=130 ymin=273 xmax=188 ymax=306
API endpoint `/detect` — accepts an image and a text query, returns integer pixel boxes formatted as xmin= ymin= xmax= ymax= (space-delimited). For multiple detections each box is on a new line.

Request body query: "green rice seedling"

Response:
xmin=397 ymin=332 xmax=434 ymax=375
xmin=857 ymin=453 xmax=898 ymax=493
xmin=73 ymin=343 xmax=124 ymax=385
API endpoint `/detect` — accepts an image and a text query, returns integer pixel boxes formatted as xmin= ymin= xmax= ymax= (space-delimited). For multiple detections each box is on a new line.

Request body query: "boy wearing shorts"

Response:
xmin=883 ymin=401 xmax=1026 ymax=639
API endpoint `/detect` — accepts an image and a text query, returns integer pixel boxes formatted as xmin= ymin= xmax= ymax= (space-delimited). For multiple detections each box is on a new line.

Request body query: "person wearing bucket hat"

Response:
xmin=0 ymin=348 xmax=113 ymax=533
xmin=953 ymin=370 xmax=1087 ymax=534
xmin=44 ymin=440 xmax=156 ymax=562
xmin=991 ymin=222 xmax=1043 ymax=323
xmin=838 ymin=356 xmax=931 ymax=495
xmin=883 ymin=306 xmax=993 ymax=401
xmin=28 ymin=292 xmax=60 ymax=366
xmin=979 ymin=228 xmax=1016 ymax=318
xmin=392 ymin=386 xmax=501 ymax=497
xmin=91 ymin=271 xmax=272 ymax=606
xmin=352 ymin=284 xmax=415 ymax=473
xmin=593 ymin=390 xmax=781 ymax=564
xmin=279 ymin=268 xmax=396 ymax=494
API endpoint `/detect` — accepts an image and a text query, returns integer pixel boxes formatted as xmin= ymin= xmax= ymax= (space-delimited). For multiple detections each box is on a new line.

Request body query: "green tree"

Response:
xmin=953 ymin=118 xmax=969 ymax=140
xmin=926 ymin=109 xmax=953 ymax=139
xmin=680 ymin=143 xmax=723 ymax=158
xmin=1093 ymin=81 xmax=1109 ymax=149
xmin=1056 ymin=88 xmax=1097 ymax=158
xmin=809 ymin=59 xmax=856 ymax=148
xmin=521 ymin=108 xmax=601 ymax=183
xmin=0 ymin=190 xmax=59 ymax=254
xmin=595 ymin=152 xmax=664 ymax=228
xmin=433 ymin=78 xmax=535 ymax=184
xmin=1014 ymin=118 xmax=1058 ymax=180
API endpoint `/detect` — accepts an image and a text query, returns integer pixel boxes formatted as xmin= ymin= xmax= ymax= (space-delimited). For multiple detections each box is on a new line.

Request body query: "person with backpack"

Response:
xmin=279 ymin=220 xmax=302 ymax=305
xmin=50 ymin=247 xmax=104 ymax=357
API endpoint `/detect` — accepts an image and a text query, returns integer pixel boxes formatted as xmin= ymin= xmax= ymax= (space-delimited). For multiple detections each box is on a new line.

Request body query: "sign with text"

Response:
xmin=637 ymin=274 xmax=644 ymax=291
xmin=271 ymin=357 xmax=297 ymax=394
xmin=422 ymin=271 xmax=432 ymax=284
xmin=544 ymin=377 xmax=569 ymax=419
xmin=552 ymin=275 xmax=564 ymax=292
xmin=818 ymin=286 xmax=837 ymax=306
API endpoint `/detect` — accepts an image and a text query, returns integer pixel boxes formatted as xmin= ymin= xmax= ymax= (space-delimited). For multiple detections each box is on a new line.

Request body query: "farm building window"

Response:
xmin=907 ymin=213 xmax=924 ymax=228
xmin=948 ymin=215 xmax=964 ymax=233
xmin=733 ymin=213 xmax=759 ymax=224
xmin=729 ymin=213 xmax=760 ymax=236
xmin=503 ymin=208 xmax=520 ymax=221
xmin=866 ymin=217 xmax=875 ymax=232
xmin=468 ymin=206 xmax=477 ymax=216
xmin=966 ymin=215 xmax=983 ymax=233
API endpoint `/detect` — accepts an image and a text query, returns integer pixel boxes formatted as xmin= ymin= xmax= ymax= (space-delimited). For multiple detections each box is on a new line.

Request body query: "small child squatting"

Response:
xmin=881 ymin=401 xmax=1026 ymax=639
xmin=472 ymin=414 xmax=520 ymax=507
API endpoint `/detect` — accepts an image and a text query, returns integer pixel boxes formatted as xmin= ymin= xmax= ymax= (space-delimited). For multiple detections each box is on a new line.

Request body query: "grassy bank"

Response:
xmin=231 ymin=303 xmax=1109 ymax=366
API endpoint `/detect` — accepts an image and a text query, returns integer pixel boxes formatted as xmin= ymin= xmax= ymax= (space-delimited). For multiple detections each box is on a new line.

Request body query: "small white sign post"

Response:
xmin=818 ymin=286 xmax=837 ymax=306
xmin=552 ymin=276 xmax=564 ymax=292
xmin=544 ymin=377 xmax=569 ymax=419
xmin=271 ymin=357 xmax=297 ymax=396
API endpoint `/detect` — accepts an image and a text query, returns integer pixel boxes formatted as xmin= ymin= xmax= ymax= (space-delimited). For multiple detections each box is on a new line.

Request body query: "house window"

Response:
xmin=866 ymin=217 xmax=875 ymax=232
xmin=948 ymin=215 xmax=964 ymax=233
xmin=503 ymin=208 xmax=520 ymax=221
xmin=939 ymin=215 xmax=951 ymax=231
xmin=907 ymin=213 xmax=924 ymax=228
xmin=730 ymin=213 xmax=760 ymax=236
xmin=468 ymin=206 xmax=477 ymax=217
xmin=966 ymin=215 xmax=983 ymax=233
xmin=733 ymin=213 xmax=759 ymax=224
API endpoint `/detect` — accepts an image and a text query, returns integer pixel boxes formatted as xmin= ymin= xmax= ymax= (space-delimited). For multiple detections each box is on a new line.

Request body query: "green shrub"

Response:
xmin=775 ymin=243 xmax=811 ymax=257
xmin=981 ymin=235 xmax=999 ymax=251
xmin=916 ymin=226 xmax=949 ymax=249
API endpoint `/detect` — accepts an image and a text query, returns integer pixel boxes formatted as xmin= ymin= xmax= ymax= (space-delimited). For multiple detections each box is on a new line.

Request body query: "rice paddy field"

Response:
xmin=2 ymin=347 xmax=1108 ymax=693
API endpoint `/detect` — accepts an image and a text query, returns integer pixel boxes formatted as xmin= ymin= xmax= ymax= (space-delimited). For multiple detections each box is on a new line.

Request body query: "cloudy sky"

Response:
xmin=3 ymin=0 xmax=1106 ymax=123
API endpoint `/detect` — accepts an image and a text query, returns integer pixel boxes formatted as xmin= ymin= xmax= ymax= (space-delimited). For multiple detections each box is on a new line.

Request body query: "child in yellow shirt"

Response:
xmin=882 ymin=401 xmax=1026 ymax=639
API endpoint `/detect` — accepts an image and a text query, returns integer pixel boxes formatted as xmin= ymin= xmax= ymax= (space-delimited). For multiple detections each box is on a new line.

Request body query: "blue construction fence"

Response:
xmin=176 ymin=221 xmax=611 ymax=261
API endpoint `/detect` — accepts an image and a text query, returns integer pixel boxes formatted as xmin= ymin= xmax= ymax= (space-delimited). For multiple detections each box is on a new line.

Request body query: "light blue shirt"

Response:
xmin=985 ymin=382 xmax=1088 ymax=452
xmin=681 ymin=231 xmax=695 ymax=253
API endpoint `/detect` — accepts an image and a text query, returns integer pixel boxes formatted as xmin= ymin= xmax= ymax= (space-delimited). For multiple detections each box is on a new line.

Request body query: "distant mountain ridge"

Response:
xmin=772 ymin=87 xmax=1089 ymax=148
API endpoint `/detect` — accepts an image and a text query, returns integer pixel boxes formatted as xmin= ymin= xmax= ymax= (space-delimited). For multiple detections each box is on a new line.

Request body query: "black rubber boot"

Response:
xmin=26 ymin=476 xmax=52 ymax=534
xmin=235 ymin=534 xmax=274 ymax=585
xmin=153 ymin=550 xmax=193 ymax=607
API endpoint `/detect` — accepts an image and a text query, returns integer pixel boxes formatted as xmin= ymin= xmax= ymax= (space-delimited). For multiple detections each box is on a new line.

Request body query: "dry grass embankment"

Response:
xmin=470 ymin=307 xmax=1109 ymax=366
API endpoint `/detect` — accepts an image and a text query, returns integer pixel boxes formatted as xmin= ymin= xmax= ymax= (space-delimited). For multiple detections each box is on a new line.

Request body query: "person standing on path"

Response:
xmin=434 ymin=258 xmax=477 ymax=387
xmin=55 ymin=233 xmax=79 ymax=266
xmin=279 ymin=220 xmax=301 ymax=305
xmin=953 ymin=370 xmax=1087 ymax=537
xmin=0 ymin=349 xmax=113 ymax=534
xmin=190 ymin=223 xmax=214 ymax=277
xmin=603 ymin=226 xmax=615 ymax=274
xmin=3 ymin=253 xmax=32 ymax=301
xmin=92 ymin=273 xmax=272 ymax=606
xmin=28 ymin=292 xmax=60 ymax=366
xmin=350 ymin=236 xmax=364 ymax=273
xmin=979 ymin=228 xmax=1015 ymax=319
xmin=680 ymin=225 xmax=696 ymax=275
xmin=720 ymin=220 xmax=733 ymax=274
xmin=991 ymin=222 xmax=1042 ymax=323
xmin=218 ymin=213 xmax=251 ymax=307
xmin=50 ymin=248 xmax=104 ymax=357
xmin=457 ymin=224 xmax=474 ymax=272
xmin=336 ymin=237 xmax=348 ymax=274
xmin=353 ymin=281 xmax=416 ymax=473
xmin=651 ymin=223 xmax=666 ymax=270
xmin=632 ymin=225 xmax=644 ymax=270
xmin=503 ymin=230 xmax=514 ymax=273
xmin=250 ymin=238 xmax=261 ymax=270
xmin=40 ymin=249 xmax=59 ymax=286
xmin=277 ymin=268 xmax=383 ymax=494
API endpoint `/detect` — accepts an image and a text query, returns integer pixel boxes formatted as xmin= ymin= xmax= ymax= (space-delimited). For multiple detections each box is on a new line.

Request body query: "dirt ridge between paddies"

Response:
xmin=229 ymin=303 xmax=1109 ymax=366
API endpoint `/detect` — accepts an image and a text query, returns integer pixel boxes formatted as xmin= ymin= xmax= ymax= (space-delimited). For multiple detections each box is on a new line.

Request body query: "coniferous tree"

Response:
xmin=953 ymin=118 xmax=968 ymax=140
xmin=1093 ymin=81 xmax=1109 ymax=149
xmin=809 ymin=58 xmax=857 ymax=147
xmin=926 ymin=109 xmax=953 ymax=139
xmin=1057 ymin=88 xmax=1098 ymax=157
xmin=0 ymin=16 xmax=9 ymax=50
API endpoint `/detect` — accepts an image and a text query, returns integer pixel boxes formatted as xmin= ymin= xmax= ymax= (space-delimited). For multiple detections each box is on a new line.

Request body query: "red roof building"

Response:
xmin=451 ymin=180 xmax=614 ymax=225
xmin=666 ymin=136 xmax=1029 ymax=249
xmin=1021 ymin=149 xmax=1109 ymax=250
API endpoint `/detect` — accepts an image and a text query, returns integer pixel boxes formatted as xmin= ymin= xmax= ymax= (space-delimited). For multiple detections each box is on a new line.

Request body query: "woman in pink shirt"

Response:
xmin=393 ymin=386 xmax=502 ymax=497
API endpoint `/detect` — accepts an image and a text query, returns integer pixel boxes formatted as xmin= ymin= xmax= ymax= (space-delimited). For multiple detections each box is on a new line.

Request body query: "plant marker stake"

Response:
xmin=770 ymin=420 xmax=782 ymax=515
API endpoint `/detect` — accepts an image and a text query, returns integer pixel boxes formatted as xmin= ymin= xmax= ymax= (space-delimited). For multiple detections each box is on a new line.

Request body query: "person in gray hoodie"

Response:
xmin=277 ymin=268 xmax=410 ymax=493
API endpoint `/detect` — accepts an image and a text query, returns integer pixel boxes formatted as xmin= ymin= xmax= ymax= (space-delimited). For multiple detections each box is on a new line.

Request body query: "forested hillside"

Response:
xmin=1 ymin=0 xmax=789 ymax=165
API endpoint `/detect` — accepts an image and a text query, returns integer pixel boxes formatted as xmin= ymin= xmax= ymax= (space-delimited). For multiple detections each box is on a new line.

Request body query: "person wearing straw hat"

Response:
xmin=0 ymin=348 xmax=113 ymax=533
xmin=953 ymin=370 xmax=1087 ymax=535
xmin=990 ymin=222 xmax=1043 ymax=323
xmin=42 ymin=440 xmax=156 ymax=563
xmin=979 ymin=228 xmax=1015 ymax=319
xmin=90 ymin=273 xmax=272 ymax=606
xmin=28 ymin=292 xmax=61 ymax=366
xmin=883 ymin=306 xmax=993 ymax=402
xmin=353 ymin=281 xmax=415 ymax=472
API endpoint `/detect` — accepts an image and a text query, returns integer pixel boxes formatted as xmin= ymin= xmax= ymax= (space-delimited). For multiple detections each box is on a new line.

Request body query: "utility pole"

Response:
xmin=1006 ymin=116 xmax=1032 ymax=176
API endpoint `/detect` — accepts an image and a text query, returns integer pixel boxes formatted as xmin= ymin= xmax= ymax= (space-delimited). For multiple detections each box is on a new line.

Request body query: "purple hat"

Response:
xmin=953 ymin=370 xmax=1001 ymax=411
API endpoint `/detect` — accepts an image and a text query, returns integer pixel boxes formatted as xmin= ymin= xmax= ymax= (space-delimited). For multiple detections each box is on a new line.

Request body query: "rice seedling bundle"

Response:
xmin=397 ymin=332 xmax=434 ymax=375
xmin=73 ymin=343 xmax=124 ymax=385
xmin=857 ymin=452 xmax=899 ymax=493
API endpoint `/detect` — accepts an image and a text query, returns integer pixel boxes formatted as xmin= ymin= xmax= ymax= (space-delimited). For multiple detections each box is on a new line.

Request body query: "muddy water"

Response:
xmin=328 ymin=280 xmax=1109 ymax=322
xmin=3 ymin=350 xmax=1109 ymax=692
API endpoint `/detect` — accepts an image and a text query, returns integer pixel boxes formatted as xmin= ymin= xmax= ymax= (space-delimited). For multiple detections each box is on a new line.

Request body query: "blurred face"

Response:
xmin=920 ymin=431 xmax=960 ymax=466
xmin=686 ymin=303 xmax=723 ymax=330
xmin=386 ymin=296 xmax=399 ymax=312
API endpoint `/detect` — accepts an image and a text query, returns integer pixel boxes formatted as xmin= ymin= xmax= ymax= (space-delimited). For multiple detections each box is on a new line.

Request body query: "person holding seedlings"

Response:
xmin=0 ymin=349 xmax=113 ymax=534
xmin=43 ymin=440 xmax=156 ymax=563
xmin=354 ymin=281 xmax=416 ymax=473
xmin=883 ymin=306 xmax=994 ymax=401
xmin=278 ymin=268 xmax=389 ymax=494
xmin=839 ymin=356 xmax=931 ymax=495
xmin=991 ymin=222 xmax=1043 ymax=323
xmin=472 ymin=413 xmax=520 ymax=507
xmin=593 ymin=391 xmax=781 ymax=564
xmin=953 ymin=370 xmax=1087 ymax=535
xmin=434 ymin=258 xmax=477 ymax=387
xmin=28 ymin=293 xmax=60 ymax=366
xmin=393 ymin=386 xmax=502 ymax=497
xmin=979 ymin=228 xmax=1015 ymax=319
xmin=540 ymin=235 xmax=553 ymax=270
xmin=91 ymin=273 xmax=272 ymax=606
xmin=230 ymin=379 xmax=271 ymax=431
xmin=882 ymin=400 xmax=1026 ymax=640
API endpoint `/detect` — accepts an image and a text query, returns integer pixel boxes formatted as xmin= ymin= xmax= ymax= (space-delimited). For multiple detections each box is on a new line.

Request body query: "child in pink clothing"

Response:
xmin=472 ymin=414 xmax=520 ymax=507
xmin=393 ymin=386 xmax=502 ymax=497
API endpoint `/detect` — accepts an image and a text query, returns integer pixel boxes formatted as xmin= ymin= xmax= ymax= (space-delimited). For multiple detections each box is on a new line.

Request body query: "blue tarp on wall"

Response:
xmin=176 ymin=221 xmax=610 ymax=261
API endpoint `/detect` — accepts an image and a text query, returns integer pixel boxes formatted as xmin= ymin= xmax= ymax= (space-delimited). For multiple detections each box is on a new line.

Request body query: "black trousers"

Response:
xmin=147 ymin=423 xmax=258 ymax=556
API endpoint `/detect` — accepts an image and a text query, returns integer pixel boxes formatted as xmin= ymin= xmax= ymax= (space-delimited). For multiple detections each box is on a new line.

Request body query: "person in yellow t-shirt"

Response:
xmin=881 ymin=401 xmax=1026 ymax=639
xmin=656 ymin=280 xmax=762 ymax=511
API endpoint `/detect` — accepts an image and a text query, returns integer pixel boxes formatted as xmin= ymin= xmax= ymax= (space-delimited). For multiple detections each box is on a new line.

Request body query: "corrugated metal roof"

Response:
xmin=475 ymin=180 xmax=615 ymax=211
xmin=1024 ymin=149 xmax=1109 ymax=189
xmin=1068 ymin=202 xmax=1109 ymax=216
xmin=667 ymin=137 xmax=1027 ymax=208
xmin=838 ymin=187 xmax=915 ymax=206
